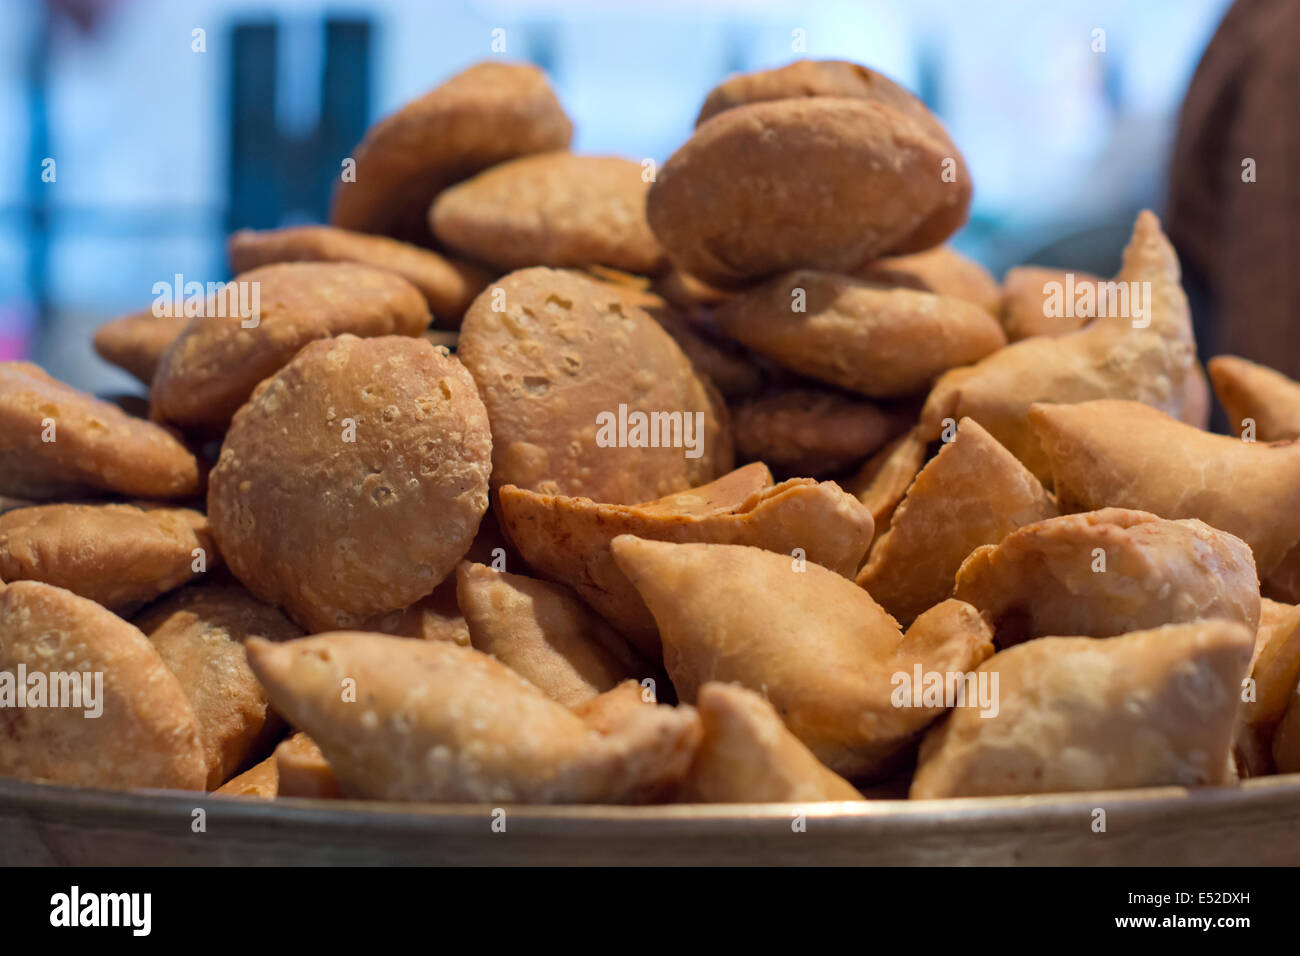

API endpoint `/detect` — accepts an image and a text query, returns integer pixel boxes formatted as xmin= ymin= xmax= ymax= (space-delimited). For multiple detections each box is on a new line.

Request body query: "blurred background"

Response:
xmin=0 ymin=0 xmax=1261 ymax=394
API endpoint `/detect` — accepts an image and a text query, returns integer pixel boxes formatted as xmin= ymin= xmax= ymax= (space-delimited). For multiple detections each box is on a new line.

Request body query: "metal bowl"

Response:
xmin=4 ymin=773 xmax=1299 ymax=865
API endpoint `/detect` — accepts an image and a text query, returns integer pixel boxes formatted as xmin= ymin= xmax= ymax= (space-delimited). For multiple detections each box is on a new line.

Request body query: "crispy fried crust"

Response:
xmin=330 ymin=62 xmax=572 ymax=243
xmin=93 ymin=310 xmax=185 ymax=384
xmin=213 ymin=754 xmax=278 ymax=798
xmin=246 ymin=633 xmax=700 ymax=803
xmin=0 ymin=362 xmax=200 ymax=499
xmin=858 ymin=418 xmax=1057 ymax=625
xmin=151 ymin=262 xmax=430 ymax=429
xmin=457 ymin=267 xmax=732 ymax=503
xmin=432 ymin=153 xmax=665 ymax=275
xmin=998 ymin=266 xmax=1100 ymax=341
xmin=611 ymin=537 xmax=993 ymax=779
xmin=648 ymin=98 xmax=967 ymax=283
xmin=227 ymin=226 xmax=492 ymax=325
xmin=696 ymin=59 xmax=938 ymax=128
xmin=715 ymin=271 xmax=1005 ymax=398
xmin=274 ymin=732 xmax=340 ymax=798
xmin=1030 ymin=399 xmax=1300 ymax=575
xmin=208 ymin=335 xmax=492 ymax=632
xmin=730 ymin=387 xmax=901 ymax=476
xmin=361 ymin=579 xmax=469 ymax=645
xmin=455 ymin=562 xmax=645 ymax=706
xmin=1234 ymin=599 xmax=1300 ymax=776
xmin=858 ymin=246 xmax=1000 ymax=315
xmin=691 ymin=61 xmax=970 ymax=258
xmin=953 ymin=508 xmax=1261 ymax=647
xmin=0 ymin=581 xmax=206 ymax=790
xmin=999 ymin=269 xmax=1209 ymax=430
xmin=0 ymin=503 xmax=217 ymax=614
xmin=134 ymin=584 xmax=303 ymax=789
xmin=911 ymin=621 xmax=1254 ymax=798
xmin=590 ymin=278 xmax=762 ymax=399
xmin=678 ymin=682 xmax=864 ymax=803
xmin=1209 ymin=355 xmax=1300 ymax=442
xmin=844 ymin=429 xmax=930 ymax=542
xmin=920 ymin=212 xmax=1196 ymax=480
xmin=498 ymin=465 xmax=873 ymax=659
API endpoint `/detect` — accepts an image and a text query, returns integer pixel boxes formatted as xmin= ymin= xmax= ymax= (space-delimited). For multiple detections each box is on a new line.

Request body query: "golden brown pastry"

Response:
xmin=591 ymin=278 xmax=761 ymax=399
xmin=361 ymin=579 xmax=469 ymax=646
xmin=714 ymin=270 xmax=1005 ymax=398
xmin=330 ymin=61 xmax=572 ymax=243
xmin=362 ymin=508 xmax=515 ymax=645
xmin=911 ymin=620 xmax=1254 ymax=798
xmin=857 ymin=418 xmax=1057 ymax=625
xmin=696 ymin=58 xmax=938 ymax=130
xmin=730 ymin=387 xmax=901 ymax=477
xmin=1030 ymin=399 xmax=1300 ymax=575
xmin=455 ymin=562 xmax=645 ymax=706
xmin=457 ymin=267 xmax=732 ymax=502
xmin=954 ymin=508 xmax=1260 ymax=648
xmin=611 ymin=537 xmax=994 ymax=778
xmin=571 ymin=679 xmax=660 ymax=728
xmin=920 ymin=211 xmax=1197 ymax=480
xmin=651 ymin=264 xmax=737 ymax=310
xmin=843 ymin=429 xmax=930 ymax=542
xmin=92 ymin=309 xmax=185 ymax=384
xmin=0 ymin=503 xmax=217 ymax=614
xmin=0 ymin=361 xmax=200 ymax=500
xmin=648 ymin=98 xmax=967 ymax=284
xmin=431 ymin=152 xmax=665 ymax=275
xmin=691 ymin=60 xmax=970 ymax=256
xmin=227 ymin=225 xmax=492 ymax=325
xmin=0 ymin=581 xmax=206 ymax=790
xmin=213 ymin=754 xmax=279 ymax=798
xmin=677 ymin=682 xmax=864 ymax=803
xmin=150 ymin=262 xmax=430 ymax=429
xmin=858 ymin=246 xmax=1000 ymax=315
xmin=274 ymin=732 xmax=340 ymax=799
xmin=498 ymin=464 xmax=874 ymax=659
xmin=997 ymin=266 xmax=1213 ymax=425
xmin=1208 ymin=354 xmax=1300 ymax=441
xmin=134 ymin=584 xmax=303 ymax=789
xmin=246 ymin=633 xmax=701 ymax=803
xmin=1234 ymin=599 xmax=1300 ymax=776
xmin=212 ymin=730 xmax=340 ymax=798
xmin=998 ymin=266 xmax=1100 ymax=341
xmin=207 ymin=335 xmax=492 ymax=632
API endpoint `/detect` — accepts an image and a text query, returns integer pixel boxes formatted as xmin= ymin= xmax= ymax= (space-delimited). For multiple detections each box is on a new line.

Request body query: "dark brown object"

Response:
xmin=1166 ymin=0 xmax=1300 ymax=380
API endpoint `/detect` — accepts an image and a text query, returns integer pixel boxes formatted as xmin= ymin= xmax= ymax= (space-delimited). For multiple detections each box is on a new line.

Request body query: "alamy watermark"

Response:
xmin=50 ymin=886 xmax=150 ymax=936
xmin=1041 ymin=273 xmax=1152 ymax=329
xmin=0 ymin=665 xmax=103 ymax=718
xmin=152 ymin=274 xmax=260 ymax=328
xmin=595 ymin=404 xmax=705 ymax=459
xmin=891 ymin=664 xmax=999 ymax=718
